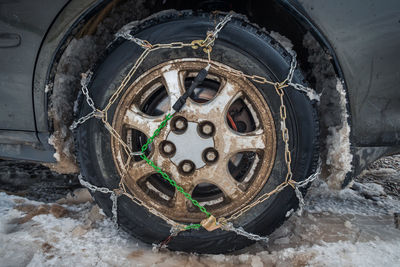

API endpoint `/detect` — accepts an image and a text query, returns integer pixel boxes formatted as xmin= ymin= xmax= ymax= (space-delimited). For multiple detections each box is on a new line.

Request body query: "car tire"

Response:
xmin=75 ymin=10 xmax=319 ymax=254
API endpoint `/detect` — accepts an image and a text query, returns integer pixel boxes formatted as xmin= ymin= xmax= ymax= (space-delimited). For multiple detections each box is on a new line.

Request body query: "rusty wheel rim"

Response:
xmin=111 ymin=58 xmax=276 ymax=222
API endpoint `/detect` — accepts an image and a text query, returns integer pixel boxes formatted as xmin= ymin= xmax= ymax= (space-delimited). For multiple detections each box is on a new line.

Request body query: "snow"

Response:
xmin=325 ymin=79 xmax=353 ymax=189
xmin=269 ymin=31 xmax=295 ymax=54
xmin=1 ymin=156 xmax=400 ymax=266
xmin=303 ymin=32 xmax=353 ymax=189
xmin=0 ymin=194 xmax=141 ymax=267
xmin=47 ymin=36 xmax=97 ymax=174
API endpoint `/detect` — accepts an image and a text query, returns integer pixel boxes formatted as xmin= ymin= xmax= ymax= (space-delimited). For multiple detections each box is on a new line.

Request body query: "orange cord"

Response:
xmin=227 ymin=113 xmax=238 ymax=131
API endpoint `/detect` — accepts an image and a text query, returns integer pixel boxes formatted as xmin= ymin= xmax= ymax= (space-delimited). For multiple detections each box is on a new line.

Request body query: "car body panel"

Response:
xmin=296 ymin=0 xmax=400 ymax=147
xmin=0 ymin=130 xmax=55 ymax=162
xmin=0 ymin=0 xmax=68 ymax=131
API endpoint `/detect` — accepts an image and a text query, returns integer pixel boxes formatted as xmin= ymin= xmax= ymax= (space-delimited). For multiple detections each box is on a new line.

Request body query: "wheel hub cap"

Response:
xmin=167 ymin=121 xmax=214 ymax=169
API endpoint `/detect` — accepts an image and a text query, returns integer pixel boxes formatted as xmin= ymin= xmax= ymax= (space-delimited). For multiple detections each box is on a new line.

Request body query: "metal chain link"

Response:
xmin=294 ymin=163 xmax=321 ymax=215
xmin=110 ymin=191 xmax=119 ymax=225
xmin=72 ymin=12 xmax=320 ymax=244
xmin=80 ymin=71 xmax=96 ymax=110
xmin=288 ymin=82 xmax=320 ymax=101
xmin=78 ymin=174 xmax=119 ymax=225
xmin=78 ymin=174 xmax=113 ymax=194
xmin=70 ymin=71 xmax=104 ymax=130
xmin=222 ymin=223 xmax=269 ymax=242
xmin=115 ymin=32 xmax=153 ymax=48
xmin=202 ymin=11 xmax=234 ymax=47
xmin=69 ymin=110 xmax=96 ymax=130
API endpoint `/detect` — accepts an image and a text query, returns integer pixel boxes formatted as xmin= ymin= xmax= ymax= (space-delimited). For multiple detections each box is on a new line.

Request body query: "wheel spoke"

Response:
xmin=152 ymin=153 xmax=184 ymax=185
xmin=182 ymin=81 xmax=241 ymax=122
xmin=209 ymin=81 xmax=242 ymax=112
xmin=123 ymin=106 xmax=166 ymax=137
xmin=217 ymin=128 xmax=266 ymax=158
xmin=162 ymin=69 xmax=185 ymax=108
xmin=193 ymin=164 xmax=243 ymax=200
xmin=126 ymin=160 xmax=156 ymax=183
xmin=172 ymin=182 xmax=193 ymax=212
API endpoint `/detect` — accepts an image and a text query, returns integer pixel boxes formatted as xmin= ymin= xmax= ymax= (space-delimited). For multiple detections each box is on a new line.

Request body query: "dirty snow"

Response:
xmin=269 ymin=31 xmax=295 ymax=55
xmin=1 ymin=155 xmax=400 ymax=266
xmin=303 ymin=32 xmax=353 ymax=189
xmin=324 ymin=79 xmax=353 ymax=189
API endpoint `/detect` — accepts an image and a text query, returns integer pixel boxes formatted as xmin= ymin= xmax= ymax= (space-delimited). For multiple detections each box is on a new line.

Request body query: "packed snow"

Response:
xmin=0 ymin=155 xmax=399 ymax=266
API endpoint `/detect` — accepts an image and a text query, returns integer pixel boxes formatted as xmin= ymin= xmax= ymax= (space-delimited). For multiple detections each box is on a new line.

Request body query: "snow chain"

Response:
xmin=71 ymin=12 xmax=321 ymax=244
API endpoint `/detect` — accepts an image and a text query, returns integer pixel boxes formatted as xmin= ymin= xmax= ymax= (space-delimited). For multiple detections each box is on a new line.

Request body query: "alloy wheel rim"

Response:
xmin=111 ymin=58 xmax=276 ymax=222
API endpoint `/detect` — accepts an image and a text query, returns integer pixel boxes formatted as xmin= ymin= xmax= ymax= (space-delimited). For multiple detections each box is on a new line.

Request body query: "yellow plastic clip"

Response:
xmin=200 ymin=215 xmax=221 ymax=231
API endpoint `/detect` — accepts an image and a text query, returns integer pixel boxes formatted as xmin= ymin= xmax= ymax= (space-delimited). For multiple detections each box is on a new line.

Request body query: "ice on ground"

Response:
xmin=1 ymin=155 xmax=400 ymax=266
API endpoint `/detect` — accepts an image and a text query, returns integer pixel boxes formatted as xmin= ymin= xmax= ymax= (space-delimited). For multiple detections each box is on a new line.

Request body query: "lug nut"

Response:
xmin=160 ymin=140 xmax=176 ymax=157
xmin=179 ymin=160 xmax=195 ymax=175
xmin=171 ymin=116 xmax=188 ymax=134
xmin=175 ymin=120 xmax=185 ymax=130
xmin=182 ymin=163 xmax=192 ymax=172
xmin=206 ymin=150 xmax=217 ymax=161
xmin=198 ymin=121 xmax=215 ymax=138
xmin=203 ymin=147 xmax=219 ymax=164
xmin=202 ymin=124 xmax=213 ymax=135
xmin=164 ymin=143 xmax=173 ymax=153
